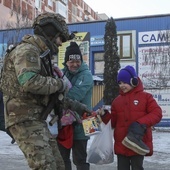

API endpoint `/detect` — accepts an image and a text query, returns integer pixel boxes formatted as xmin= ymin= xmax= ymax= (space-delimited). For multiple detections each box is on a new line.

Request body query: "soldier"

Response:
xmin=0 ymin=12 xmax=90 ymax=170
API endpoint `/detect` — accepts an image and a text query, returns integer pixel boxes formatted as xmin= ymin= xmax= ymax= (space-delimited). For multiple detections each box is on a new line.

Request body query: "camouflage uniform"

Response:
xmin=0 ymin=13 xmax=71 ymax=170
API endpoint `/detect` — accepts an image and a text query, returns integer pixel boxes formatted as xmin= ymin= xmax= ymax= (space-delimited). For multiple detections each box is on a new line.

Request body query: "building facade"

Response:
xmin=0 ymin=0 xmax=102 ymax=29
xmin=67 ymin=14 xmax=170 ymax=126
xmin=0 ymin=14 xmax=170 ymax=126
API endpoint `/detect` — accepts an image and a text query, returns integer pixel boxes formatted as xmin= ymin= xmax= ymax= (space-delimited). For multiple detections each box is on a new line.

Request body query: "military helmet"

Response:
xmin=33 ymin=12 xmax=69 ymax=42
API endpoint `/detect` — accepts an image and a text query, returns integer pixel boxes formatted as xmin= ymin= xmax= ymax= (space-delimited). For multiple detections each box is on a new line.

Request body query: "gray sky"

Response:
xmin=84 ymin=0 xmax=170 ymax=18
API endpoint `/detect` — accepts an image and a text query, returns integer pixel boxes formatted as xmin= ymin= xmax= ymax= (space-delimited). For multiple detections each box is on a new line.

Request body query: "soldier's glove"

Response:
xmin=57 ymin=78 xmax=70 ymax=93
xmin=63 ymin=97 xmax=91 ymax=116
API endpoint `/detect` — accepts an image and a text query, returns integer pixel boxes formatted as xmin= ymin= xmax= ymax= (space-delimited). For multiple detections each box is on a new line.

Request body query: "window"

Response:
xmin=71 ymin=16 xmax=77 ymax=23
xmin=61 ymin=0 xmax=68 ymax=5
xmin=35 ymin=0 xmax=41 ymax=11
xmin=48 ymin=0 xmax=53 ymax=7
xmin=117 ymin=31 xmax=136 ymax=59
xmin=117 ymin=33 xmax=132 ymax=59
xmin=93 ymin=31 xmax=136 ymax=75
xmin=79 ymin=11 xmax=83 ymax=18
xmin=72 ymin=4 xmax=77 ymax=16
xmin=94 ymin=52 xmax=104 ymax=74
xmin=56 ymin=1 xmax=67 ymax=18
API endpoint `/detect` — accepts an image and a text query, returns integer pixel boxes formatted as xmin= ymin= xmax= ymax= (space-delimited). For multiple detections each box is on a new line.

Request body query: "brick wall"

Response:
xmin=3 ymin=0 xmax=11 ymax=8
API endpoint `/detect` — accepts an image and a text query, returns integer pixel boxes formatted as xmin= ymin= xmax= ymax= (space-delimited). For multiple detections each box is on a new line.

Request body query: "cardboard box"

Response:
xmin=82 ymin=114 xmax=102 ymax=136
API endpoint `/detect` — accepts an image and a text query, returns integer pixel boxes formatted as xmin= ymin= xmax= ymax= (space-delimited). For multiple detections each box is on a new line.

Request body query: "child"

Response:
xmin=98 ymin=65 xmax=162 ymax=170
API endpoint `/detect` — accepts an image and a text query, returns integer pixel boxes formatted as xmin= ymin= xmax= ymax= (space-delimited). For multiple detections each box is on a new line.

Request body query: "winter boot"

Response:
xmin=122 ymin=131 xmax=150 ymax=155
xmin=122 ymin=122 xmax=150 ymax=155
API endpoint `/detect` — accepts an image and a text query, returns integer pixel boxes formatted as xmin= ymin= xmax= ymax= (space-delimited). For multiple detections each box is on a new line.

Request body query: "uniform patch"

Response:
xmin=26 ymin=54 xmax=38 ymax=63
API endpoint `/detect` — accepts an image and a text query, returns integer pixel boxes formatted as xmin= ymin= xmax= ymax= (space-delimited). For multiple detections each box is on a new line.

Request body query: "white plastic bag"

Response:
xmin=87 ymin=120 xmax=114 ymax=165
xmin=46 ymin=114 xmax=58 ymax=138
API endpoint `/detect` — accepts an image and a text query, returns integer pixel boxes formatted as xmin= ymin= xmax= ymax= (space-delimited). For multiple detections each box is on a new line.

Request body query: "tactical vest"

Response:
xmin=1 ymin=35 xmax=56 ymax=109
xmin=0 ymin=46 xmax=18 ymax=97
xmin=1 ymin=35 xmax=55 ymax=128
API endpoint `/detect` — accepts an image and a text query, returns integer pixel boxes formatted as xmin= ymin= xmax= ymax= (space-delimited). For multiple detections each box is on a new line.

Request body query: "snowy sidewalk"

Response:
xmin=0 ymin=129 xmax=170 ymax=170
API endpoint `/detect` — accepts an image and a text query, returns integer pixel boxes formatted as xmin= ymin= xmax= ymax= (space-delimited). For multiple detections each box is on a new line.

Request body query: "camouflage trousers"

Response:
xmin=9 ymin=120 xmax=64 ymax=170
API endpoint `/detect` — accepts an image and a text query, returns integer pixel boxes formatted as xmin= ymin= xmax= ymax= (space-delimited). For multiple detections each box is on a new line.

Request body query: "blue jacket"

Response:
xmin=63 ymin=62 xmax=94 ymax=140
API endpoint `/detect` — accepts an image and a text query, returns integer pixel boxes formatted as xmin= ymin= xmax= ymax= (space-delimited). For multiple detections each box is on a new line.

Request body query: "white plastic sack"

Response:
xmin=46 ymin=114 xmax=58 ymax=138
xmin=87 ymin=120 xmax=114 ymax=165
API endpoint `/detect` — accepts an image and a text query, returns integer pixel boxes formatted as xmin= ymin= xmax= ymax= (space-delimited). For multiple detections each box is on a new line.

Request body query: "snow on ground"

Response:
xmin=1 ymin=127 xmax=170 ymax=170
xmin=145 ymin=129 xmax=170 ymax=164
xmin=0 ymin=131 xmax=23 ymax=155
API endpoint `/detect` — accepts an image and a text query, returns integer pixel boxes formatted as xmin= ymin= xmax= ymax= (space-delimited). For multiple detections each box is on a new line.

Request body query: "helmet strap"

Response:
xmin=52 ymin=32 xmax=60 ymax=43
xmin=36 ymin=25 xmax=59 ymax=56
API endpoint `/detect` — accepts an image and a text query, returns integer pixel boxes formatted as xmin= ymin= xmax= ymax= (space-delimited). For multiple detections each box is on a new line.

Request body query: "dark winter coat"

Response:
xmin=63 ymin=62 xmax=94 ymax=140
xmin=102 ymin=78 xmax=162 ymax=156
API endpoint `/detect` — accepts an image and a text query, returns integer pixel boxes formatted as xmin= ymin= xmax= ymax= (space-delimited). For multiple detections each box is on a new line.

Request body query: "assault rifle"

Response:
xmin=40 ymin=92 xmax=64 ymax=128
xmin=40 ymin=49 xmax=64 ymax=129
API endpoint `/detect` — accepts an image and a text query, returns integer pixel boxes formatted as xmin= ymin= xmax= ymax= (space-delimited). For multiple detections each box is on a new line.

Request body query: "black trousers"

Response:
xmin=58 ymin=139 xmax=90 ymax=170
xmin=117 ymin=154 xmax=144 ymax=170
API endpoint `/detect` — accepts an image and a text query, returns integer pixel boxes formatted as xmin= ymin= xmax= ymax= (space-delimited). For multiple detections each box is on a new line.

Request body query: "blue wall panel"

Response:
xmin=0 ymin=28 xmax=33 ymax=44
xmin=1 ymin=14 xmax=170 ymax=69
